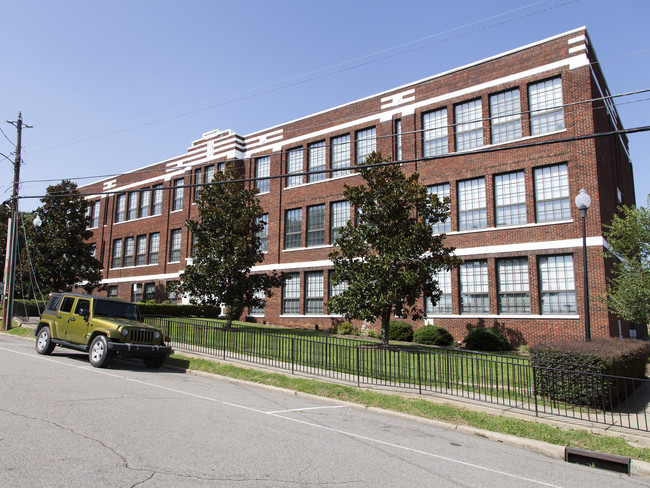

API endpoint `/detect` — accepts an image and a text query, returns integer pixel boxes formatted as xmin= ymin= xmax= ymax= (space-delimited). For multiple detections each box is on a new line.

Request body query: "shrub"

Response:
xmin=366 ymin=329 xmax=381 ymax=339
xmin=414 ymin=325 xmax=454 ymax=346
xmin=464 ymin=327 xmax=510 ymax=351
xmin=336 ymin=322 xmax=353 ymax=335
xmin=530 ymin=338 xmax=649 ymax=409
xmin=389 ymin=321 xmax=414 ymax=342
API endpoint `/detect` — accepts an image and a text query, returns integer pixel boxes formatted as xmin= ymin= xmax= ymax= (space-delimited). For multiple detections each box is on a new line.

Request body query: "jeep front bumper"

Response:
xmin=107 ymin=342 xmax=173 ymax=358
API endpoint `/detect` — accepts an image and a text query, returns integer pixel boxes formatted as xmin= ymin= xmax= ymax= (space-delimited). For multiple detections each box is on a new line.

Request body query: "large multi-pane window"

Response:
xmin=152 ymin=184 xmax=163 ymax=215
xmin=282 ymin=272 xmax=300 ymax=314
xmin=285 ymin=208 xmax=302 ymax=249
xmin=329 ymin=271 xmax=348 ymax=300
xmin=123 ymin=237 xmax=134 ymax=267
xmin=112 ymin=239 xmax=123 ymax=268
xmin=529 ymin=77 xmax=564 ymax=135
xmin=455 ymin=99 xmax=483 ymax=151
xmin=135 ymin=235 xmax=147 ymax=266
xmin=356 ymin=127 xmax=376 ymax=163
xmin=307 ymin=204 xmax=325 ymax=247
xmin=539 ymin=255 xmax=576 ymax=314
xmin=395 ymin=119 xmax=402 ymax=161
xmin=534 ymin=163 xmax=570 ymax=222
xmin=458 ymin=178 xmax=487 ymax=230
xmin=193 ymin=168 xmax=202 ymax=202
xmin=497 ymin=258 xmax=530 ymax=314
xmin=115 ymin=194 xmax=126 ymax=223
xmin=89 ymin=200 xmax=100 ymax=228
xmin=169 ymin=229 xmax=182 ymax=262
xmin=128 ymin=192 xmax=139 ymax=220
xmin=460 ymin=260 xmax=489 ymax=314
xmin=205 ymin=165 xmax=215 ymax=185
xmin=423 ymin=108 xmax=448 ymax=157
xmin=172 ymin=178 xmax=184 ymax=211
xmin=490 ymin=89 xmax=521 ymax=143
xmin=132 ymin=284 xmax=143 ymax=303
xmin=255 ymin=156 xmax=270 ymax=193
xmin=305 ymin=271 xmax=324 ymax=314
xmin=286 ymin=148 xmax=303 ymax=187
xmin=332 ymin=134 xmax=351 ymax=178
xmin=148 ymin=232 xmax=160 ymax=264
xmin=330 ymin=201 xmax=350 ymax=243
xmin=426 ymin=269 xmax=452 ymax=315
xmin=140 ymin=189 xmax=150 ymax=218
xmin=250 ymin=289 xmax=265 ymax=315
xmin=144 ymin=283 xmax=156 ymax=301
xmin=308 ymin=141 xmax=326 ymax=183
xmin=495 ymin=171 xmax=526 ymax=226
xmin=256 ymin=214 xmax=268 ymax=253
xmin=427 ymin=184 xmax=451 ymax=234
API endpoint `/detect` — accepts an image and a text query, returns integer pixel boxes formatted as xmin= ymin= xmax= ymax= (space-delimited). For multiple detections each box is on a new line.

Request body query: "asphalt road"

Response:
xmin=0 ymin=334 xmax=646 ymax=488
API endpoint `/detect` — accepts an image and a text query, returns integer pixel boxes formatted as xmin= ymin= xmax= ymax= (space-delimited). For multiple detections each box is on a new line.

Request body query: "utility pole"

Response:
xmin=2 ymin=112 xmax=31 ymax=331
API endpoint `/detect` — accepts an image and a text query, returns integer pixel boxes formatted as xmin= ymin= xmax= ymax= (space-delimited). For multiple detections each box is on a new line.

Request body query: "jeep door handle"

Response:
xmin=69 ymin=317 xmax=75 ymax=321
xmin=56 ymin=315 xmax=62 ymax=319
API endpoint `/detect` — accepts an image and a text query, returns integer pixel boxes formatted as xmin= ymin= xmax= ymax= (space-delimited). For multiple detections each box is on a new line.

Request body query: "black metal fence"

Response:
xmin=144 ymin=316 xmax=650 ymax=432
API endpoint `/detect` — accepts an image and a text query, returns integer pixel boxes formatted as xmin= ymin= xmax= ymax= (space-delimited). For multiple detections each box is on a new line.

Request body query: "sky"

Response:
xmin=2 ymin=0 xmax=649 ymax=213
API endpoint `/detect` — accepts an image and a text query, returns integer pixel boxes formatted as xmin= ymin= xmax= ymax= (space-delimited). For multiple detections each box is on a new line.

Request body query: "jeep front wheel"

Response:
xmin=89 ymin=336 xmax=112 ymax=368
xmin=35 ymin=326 xmax=55 ymax=355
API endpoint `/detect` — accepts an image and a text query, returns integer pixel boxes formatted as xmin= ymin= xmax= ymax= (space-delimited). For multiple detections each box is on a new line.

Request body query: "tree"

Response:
xmin=328 ymin=152 xmax=461 ymax=345
xmin=176 ymin=162 xmax=284 ymax=327
xmin=32 ymin=180 xmax=103 ymax=295
xmin=603 ymin=200 xmax=650 ymax=329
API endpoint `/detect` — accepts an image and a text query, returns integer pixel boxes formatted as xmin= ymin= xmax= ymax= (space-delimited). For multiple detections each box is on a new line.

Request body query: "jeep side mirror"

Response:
xmin=79 ymin=309 xmax=90 ymax=320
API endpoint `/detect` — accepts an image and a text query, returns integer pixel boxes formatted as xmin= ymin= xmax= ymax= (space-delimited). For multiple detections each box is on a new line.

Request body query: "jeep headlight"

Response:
xmin=154 ymin=331 xmax=161 ymax=340
xmin=121 ymin=328 xmax=129 ymax=337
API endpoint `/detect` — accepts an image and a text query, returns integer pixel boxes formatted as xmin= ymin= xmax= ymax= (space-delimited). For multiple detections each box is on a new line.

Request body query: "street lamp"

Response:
xmin=30 ymin=215 xmax=42 ymax=301
xmin=574 ymin=189 xmax=591 ymax=341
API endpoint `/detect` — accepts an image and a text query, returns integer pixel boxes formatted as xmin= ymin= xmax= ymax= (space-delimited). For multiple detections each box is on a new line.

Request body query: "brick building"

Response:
xmin=80 ymin=27 xmax=636 ymax=345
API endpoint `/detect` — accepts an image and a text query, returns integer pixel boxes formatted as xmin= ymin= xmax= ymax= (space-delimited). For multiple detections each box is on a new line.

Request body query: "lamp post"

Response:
xmin=29 ymin=215 xmax=42 ymax=301
xmin=574 ymin=189 xmax=591 ymax=341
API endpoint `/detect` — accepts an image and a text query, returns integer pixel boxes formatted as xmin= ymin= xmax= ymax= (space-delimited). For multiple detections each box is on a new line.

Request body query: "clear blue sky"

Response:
xmin=2 ymin=0 xmax=649 ymax=212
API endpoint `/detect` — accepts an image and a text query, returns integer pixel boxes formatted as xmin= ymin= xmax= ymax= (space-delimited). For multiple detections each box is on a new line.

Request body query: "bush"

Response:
xmin=336 ymin=322 xmax=353 ymax=335
xmin=389 ymin=321 xmax=414 ymax=342
xmin=530 ymin=338 xmax=649 ymax=409
xmin=366 ymin=329 xmax=381 ymax=339
xmin=414 ymin=325 xmax=454 ymax=346
xmin=464 ymin=327 xmax=510 ymax=351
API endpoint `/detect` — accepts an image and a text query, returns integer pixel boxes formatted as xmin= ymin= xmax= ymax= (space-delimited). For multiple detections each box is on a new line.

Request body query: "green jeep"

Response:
xmin=35 ymin=292 xmax=172 ymax=369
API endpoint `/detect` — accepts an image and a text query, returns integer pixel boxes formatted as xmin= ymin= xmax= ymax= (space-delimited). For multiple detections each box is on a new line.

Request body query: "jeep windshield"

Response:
xmin=93 ymin=299 xmax=140 ymax=321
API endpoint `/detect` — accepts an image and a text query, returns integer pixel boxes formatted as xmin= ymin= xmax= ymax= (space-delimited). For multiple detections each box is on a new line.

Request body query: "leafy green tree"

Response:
xmin=32 ymin=180 xmax=103 ymax=295
xmin=603 ymin=200 xmax=650 ymax=329
xmin=328 ymin=152 xmax=461 ymax=345
xmin=177 ymin=162 xmax=284 ymax=327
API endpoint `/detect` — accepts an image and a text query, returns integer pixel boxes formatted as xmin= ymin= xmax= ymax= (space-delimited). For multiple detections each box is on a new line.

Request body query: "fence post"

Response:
xmin=417 ymin=350 xmax=422 ymax=395
xmin=356 ymin=346 xmax=360 ymax=387
xmin=291 ymin=338 xmax=295 ymax=375
xmin=532 ymin=365 xmax=539 ymax=417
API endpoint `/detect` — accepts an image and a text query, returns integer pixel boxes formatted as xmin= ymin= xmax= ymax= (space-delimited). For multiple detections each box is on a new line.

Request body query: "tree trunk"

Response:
xmin=381 ymin=313 xmax=391 ymax=346
xmin=226 ymin=307 xmax=233 ymax=329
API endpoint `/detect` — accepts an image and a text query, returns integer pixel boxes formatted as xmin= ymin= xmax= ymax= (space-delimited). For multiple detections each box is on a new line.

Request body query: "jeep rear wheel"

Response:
xmin=89 ymin=336 xmax=112 ymax=368
xmin=35 ymin=326 xmax=55 ymax=355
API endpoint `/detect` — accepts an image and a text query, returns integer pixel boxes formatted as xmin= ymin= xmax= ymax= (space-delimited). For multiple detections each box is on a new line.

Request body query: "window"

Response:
xmin=132 ymin=283 xmax=143 ymax=303
xmin=112 ymin=239 xmax=123 ymax=268
xmin=395 ymin=119 xmax=402 ymax=161
xmin=135 ymin=235 xmax=147 ymax=266
xmin=285 ymin=209 xmax=302 ymax=249
xmin=495 ymin=171 xmax=526 ymax=226
xmin=152 ymin=184 xmax=163 ymax=215
xmin=123 ymin=237 xmax=134 ymax=267
xmin=427 ymin=184 xmax=451 ymax=234
xmin=529 ymin=77 xmax=564 ymax=135
xmin=60 ymin=297 xmax=75 ymax=313
xmin=166 ymin=281 xmax=178 ymax=302
xmin=455 ymin=99 xmax=483 ymax=151
xmin=128 ymin=192 xmax=138 ymax=220
xmin=330 ymin=201 xmax=350 ymax=243
xmin=286 ymin=148 xmax=303 ymax=187
xmin=460 ymin=260 xmax=489 ymax=314
xmin=205 ymin=165 xmax=215 ymax=185
xmin=458 ymin=178 xmax=486 ymax=230
xmin=172 ymin=178 xmax=184 ymax=211
xmin=423 ymin=109 xmax=448 ymax=157
xmin=307 ymin=204 xmax=325 ymax=247
xmin=140 ymin=189 xmax=150 ymax=218
xmin=332 ymin=134 xmax=351 ymax=178
xmin=144 ymin=282 xmax=156 ymax=301
xmin=256 ymin=214 xmax=268 ymax=253
xmin=190 ymin=234 xmax=198 ymax=257
xmin=356 ymin=127 xmax=376 ymax=163
xmin=329 ymin=271 xmax=348 ymax=299
xmin=255 ymin=156 xmax=270 ymax=193
xmin=89 ymin=200 xmax=100 ymax=228
xmin=74 ymin=299 xmax=90 ymax=316
xmin=490 ymin=89 xmax=521 ymax=143
xmin=169 ymin=229 xmax=182 ymax=262
xmin=250 ymin=289 xmax=265 ymax=315
xmin=539 ymin=255 xmax=576 ymax=314
xmin=282 ymin=272 xmax=300 ymax=314
xmin=534 ymin=163 xmax=570 ymax=222
xmin=217 ymin=162 xmax=225 ymax=174
xmin=426 ymin=269 xmax=452 ymax=315
xmin=194 ymin=168 xmax=202 ymax=202
xmin=115 ymin=194 xmax=126 ymax=223
xmin=148 ymin=232 xmax=160 ymax=264
xmin=107 ymin=286 xmax=118 ymax=297
xmin=308 ymin=141 xmax=326 ymax=183
xmin=305 ymin=271 xmax=324 ymax=314
xmin=497 ymin=258 xmax=530 ymax=314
